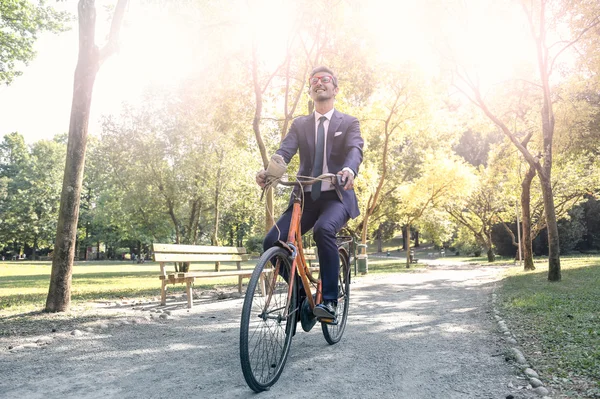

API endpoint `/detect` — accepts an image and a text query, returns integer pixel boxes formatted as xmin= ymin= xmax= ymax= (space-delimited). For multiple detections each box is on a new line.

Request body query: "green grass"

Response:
xmin=498 ymin=255 xmax=600 ymax=397
xmin=0 ymin=260 xmax=258 ymax=316
xmin=366 ymin=237 xmax=405 ymax=253
xmin=0 ymin=256 xmax=424 ymax=338
xmin=362 ymin=257 xmax=426 ymax=274
xmin=0 ymin=253 xmax=425 ymax=315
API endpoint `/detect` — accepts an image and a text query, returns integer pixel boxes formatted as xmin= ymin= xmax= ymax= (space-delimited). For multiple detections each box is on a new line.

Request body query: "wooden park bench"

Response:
xmin=304 ymin=247 xmax=318 ymax=267
xmin=153 ymin=243 xmax=260 ymax=309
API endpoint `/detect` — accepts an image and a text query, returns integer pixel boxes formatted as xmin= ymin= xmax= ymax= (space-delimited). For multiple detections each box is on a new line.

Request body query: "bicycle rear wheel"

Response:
xmin=322 ymin=247 xmax=350 ymax=344
xmin=239 ymin=246 xmax=297 ymax=392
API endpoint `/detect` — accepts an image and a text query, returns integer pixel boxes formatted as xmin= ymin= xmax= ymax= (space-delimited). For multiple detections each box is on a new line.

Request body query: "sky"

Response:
xmin=0 ymin=0 xmax=536 ymax=144
xmin=0 ymin=0 xmax=196 ymax=144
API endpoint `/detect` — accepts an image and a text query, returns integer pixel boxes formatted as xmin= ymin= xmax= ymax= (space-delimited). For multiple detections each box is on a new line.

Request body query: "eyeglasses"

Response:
xmin=309 ymin=75 xmax=334 ymax=85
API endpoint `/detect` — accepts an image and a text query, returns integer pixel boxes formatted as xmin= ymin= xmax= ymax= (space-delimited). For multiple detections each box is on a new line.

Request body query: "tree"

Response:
xmin=0 ymin=0 xmax=70 ymax=85
xmin=446 ymin=165 xmax=508 ymax=262
xmin=0 ymin=133 xmax=30 ymax=253
xmin=46 ymin=0 xmax=128 ymax=313
xmin=357 ymin=66 xmax=425 ymax=254
xmin=246 ymin=0 xmax=328 ymax=233
xmin=394 ymin=153 xmax=474 ymax=267
xmin=10 ymin=138 xmax=65 ymax=258
xmin=452 ymin=0 xmax=600 ymax=281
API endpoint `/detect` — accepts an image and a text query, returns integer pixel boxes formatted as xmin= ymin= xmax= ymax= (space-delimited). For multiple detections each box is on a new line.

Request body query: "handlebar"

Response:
xmin=261 ymin=173 xmax=345 ymax=202
xmin=277 ymin=173 xmax=344 ymax=187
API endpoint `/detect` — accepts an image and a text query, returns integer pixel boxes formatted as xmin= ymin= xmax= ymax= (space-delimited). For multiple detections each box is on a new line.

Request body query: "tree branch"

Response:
xmin=99 ymin=0 xmax=128 ymax=64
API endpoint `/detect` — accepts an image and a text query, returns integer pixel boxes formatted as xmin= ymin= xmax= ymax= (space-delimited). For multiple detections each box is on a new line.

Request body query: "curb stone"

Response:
xmin=492 ymin=287 xmax=550 ymax=398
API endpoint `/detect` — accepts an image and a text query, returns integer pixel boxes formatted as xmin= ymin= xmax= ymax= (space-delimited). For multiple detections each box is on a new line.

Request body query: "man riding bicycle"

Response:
xmin=256 ymin=66 xmax=364 ymax=320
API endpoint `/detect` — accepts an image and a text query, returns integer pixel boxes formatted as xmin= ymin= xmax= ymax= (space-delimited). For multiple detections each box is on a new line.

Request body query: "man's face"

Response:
xmin=309 ymin=72 xmax=338 ymax=102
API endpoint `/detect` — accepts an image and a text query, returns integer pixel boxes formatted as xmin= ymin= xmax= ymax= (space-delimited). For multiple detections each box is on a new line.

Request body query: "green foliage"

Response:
xmin=451 ymin=225 xmax=483 ymax=256
xmin=0 ymin=133 xmax=65 ymax=254
xmin=0 ymin=0 xmax=71 ymax=85
xmin=418 ymin=209 xmax=455 ymax=247
xmin=581 ymin=195 xmax=600 ymax=250
xmin=453 ymin=129 xmax=503 ymax=167
xmin=557 ymin=206 xmax=587 ymax=254
xmin=244 ymin=235 xmax=264 ymax=255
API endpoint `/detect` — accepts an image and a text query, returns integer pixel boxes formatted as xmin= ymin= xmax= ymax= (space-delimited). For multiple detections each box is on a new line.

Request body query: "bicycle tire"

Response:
xmin=322 ymin=246 xmax=350 ymax=344
xmin=239 ymin=246 xmax=297 ymax=392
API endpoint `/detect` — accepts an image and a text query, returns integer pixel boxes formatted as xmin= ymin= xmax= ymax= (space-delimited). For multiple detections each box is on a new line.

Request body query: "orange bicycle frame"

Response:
xmin=286 ymin=199 xmax=322 ymax=310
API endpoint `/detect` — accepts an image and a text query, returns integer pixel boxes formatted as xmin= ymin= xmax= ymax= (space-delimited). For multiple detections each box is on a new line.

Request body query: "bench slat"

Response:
xmin=176 ymin=270 xmax=257 ymax=278
xmin=153 ymin=244 xmax=246 ymax=254
xmin=154 ymin=253 xmax=249 ymax=262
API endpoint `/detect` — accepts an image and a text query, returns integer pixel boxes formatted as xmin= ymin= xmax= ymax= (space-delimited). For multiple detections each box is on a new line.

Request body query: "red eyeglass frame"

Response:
xmin=309 ymin=75 xmax=334 ymax=85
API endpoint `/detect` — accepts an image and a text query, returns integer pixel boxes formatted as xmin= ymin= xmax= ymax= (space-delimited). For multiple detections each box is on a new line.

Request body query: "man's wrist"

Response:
xmin=342 ymin=167 xmax=355 ymax=177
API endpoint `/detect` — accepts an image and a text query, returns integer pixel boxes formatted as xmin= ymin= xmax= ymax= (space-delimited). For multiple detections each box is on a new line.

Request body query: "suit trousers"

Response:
xmin=263 ymin=191 xmax=350 ymax=301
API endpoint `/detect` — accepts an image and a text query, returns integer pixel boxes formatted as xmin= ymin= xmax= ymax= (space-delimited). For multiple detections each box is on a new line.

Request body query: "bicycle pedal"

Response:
xmin=318 ymin=317 xmax=337 ymax=325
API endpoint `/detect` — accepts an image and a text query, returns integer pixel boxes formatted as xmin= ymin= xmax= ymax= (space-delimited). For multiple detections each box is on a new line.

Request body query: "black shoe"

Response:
xmin=313 ymin=300 xmax=337 ymax=319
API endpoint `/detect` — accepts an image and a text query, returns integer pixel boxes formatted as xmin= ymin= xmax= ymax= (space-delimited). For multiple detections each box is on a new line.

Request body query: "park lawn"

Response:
xmin=498 ymin=255 xmax=600 ymax=396
xmin=1 ymin=255 xmax=424 ymax=316
xmin=365 ymin=257 xmax=427 ymax=274
xmin=0 ymin=260 xmax=258 ymax=316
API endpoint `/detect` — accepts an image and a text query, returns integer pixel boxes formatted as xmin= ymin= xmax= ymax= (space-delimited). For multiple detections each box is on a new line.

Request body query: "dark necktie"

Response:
xmin=311 ymin=116 xmax=326 ymax=201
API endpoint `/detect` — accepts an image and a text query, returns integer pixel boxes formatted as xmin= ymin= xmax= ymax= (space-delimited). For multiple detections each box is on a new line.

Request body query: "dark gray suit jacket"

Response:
xmin=276 ymin=110 xmax=364 ymax=219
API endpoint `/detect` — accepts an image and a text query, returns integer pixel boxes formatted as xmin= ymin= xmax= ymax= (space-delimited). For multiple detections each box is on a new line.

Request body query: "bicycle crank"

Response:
xmin=300 ymin=296 xmax=317 ymax=332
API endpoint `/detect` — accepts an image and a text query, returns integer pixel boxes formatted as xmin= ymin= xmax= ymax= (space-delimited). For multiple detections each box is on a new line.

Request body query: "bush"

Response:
xmin=115 ymin=247 xmax=130 ymax=256
xmin=245 ymin=235 xmax=264 ymax=255
xmin=492 ymin=223 xmax=517 ymax=257
xmin=451 ymin=226 xmax=484 ymax=257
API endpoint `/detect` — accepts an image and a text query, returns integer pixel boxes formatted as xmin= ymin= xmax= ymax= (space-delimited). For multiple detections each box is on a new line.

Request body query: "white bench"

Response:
xmin=153 ymin=243 xmax=262 ymax=309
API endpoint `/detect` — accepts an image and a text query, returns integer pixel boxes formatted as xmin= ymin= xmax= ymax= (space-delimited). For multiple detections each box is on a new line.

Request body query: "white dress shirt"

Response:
xmin=306 ymin=108 xmax=354 ymax=193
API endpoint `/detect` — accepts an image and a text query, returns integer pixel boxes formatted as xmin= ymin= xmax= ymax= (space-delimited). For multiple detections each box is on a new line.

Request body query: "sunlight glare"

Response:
xmin=94 ymin=2 xmax=198 ymax=117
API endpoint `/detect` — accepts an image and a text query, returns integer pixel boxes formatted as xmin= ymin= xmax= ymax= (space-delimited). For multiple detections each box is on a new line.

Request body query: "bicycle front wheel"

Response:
xmin=239 ymin=246 xmax=297 ymax=392
xmin=322 ymin=246 xmax=350 ymax=344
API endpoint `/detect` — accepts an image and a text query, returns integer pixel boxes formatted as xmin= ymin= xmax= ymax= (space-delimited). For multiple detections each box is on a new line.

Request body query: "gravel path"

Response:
xmin=1 ymin=263 xmax=542 ymax=399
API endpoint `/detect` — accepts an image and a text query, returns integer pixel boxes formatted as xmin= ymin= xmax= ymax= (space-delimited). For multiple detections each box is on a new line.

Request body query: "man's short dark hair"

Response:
xmin=310 ymin=66 xmax=338 ymax=87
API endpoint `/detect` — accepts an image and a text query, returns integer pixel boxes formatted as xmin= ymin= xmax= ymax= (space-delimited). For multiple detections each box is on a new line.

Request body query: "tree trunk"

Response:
xmin=405 ymin=223 xmax=411 ymax=268
xmin=33 ymin=236 xmax=38 ymax=261
xmin=45 ymin=0 xmax=128 ymax=312
xmin=485 ymin=230 xmax=495 ymax=262
xmin=46 ymin=8 xmax=98 ymax=311
xmin=265 ymin=188 xmax=274 ymax=232
xmin=212 ymin=157 xmax=222 ymax=272
xmin=486 ymin=247 xmax=495 ymax=262
xmin=360 ymin=193 xmax=374 ymax=250
xmin=539 ymin=173 xmax=561 ymax=280
xmin=414 ymin=230 xmax=420 ymax=247
xmin=521 ymin=166 xmax=536 ymax=271
xmin=534 ymin=1 xmax=561 ymax=281
xmin=376 ymin=227 xmax=382 ymax=253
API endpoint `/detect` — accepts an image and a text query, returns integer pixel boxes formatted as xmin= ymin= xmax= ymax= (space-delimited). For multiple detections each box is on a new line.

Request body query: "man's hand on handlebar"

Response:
xmin=337 ymin=170 xmax=355 ymax=191
xmin=257 ymin=154 xmax=287 ymax=189
xmin=256 ymin=169 xmax=267 ymax=188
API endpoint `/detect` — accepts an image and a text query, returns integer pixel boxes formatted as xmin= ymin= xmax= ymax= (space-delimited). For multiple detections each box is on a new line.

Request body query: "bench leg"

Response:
xmin=161 ymin=280 xmax=167 ymax=306
xmin=236 ymin=261 xmax=242 ymax=294
xmin=259 ymin=272 xmax=267 ymax=297
xmin=186 ymin=281 xmax=193 ymax=309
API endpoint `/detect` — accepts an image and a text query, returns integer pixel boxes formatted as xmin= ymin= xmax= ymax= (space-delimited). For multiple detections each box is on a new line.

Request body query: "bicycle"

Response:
xmin=239 ymin=173 xmax=354 ymax=392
